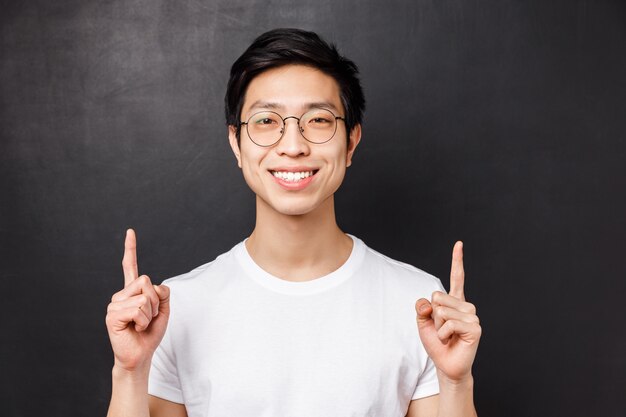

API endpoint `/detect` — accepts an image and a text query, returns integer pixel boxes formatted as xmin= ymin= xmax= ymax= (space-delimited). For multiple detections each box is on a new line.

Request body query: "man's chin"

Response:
xmin=256 ymin=197 xmax=322 ymax=218
xmin=254 ymin=191 xmax=337 ymax=218
xmin=273 ymin=203 xmax=317 ymax=217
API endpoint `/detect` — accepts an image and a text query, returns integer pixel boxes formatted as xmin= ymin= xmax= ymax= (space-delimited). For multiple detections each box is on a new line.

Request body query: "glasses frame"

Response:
xmin=240 ymin=108 xmax=346 ymax=147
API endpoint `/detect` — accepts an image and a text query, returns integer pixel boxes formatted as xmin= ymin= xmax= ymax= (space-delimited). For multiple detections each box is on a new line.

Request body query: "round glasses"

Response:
xmin=240 ymin=108 xmax=345 ymax=147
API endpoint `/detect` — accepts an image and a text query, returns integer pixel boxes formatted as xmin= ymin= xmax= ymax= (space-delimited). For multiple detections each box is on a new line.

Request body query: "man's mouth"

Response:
xmin=270 ymin=170 xmax=317 ymax=183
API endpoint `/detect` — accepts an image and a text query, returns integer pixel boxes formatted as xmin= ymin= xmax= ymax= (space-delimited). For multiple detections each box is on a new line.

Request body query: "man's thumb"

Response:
xmin=153 ymin=284 xmax=170 ymax=315
xmin=415 ymin=298 xmax=433 ymax=327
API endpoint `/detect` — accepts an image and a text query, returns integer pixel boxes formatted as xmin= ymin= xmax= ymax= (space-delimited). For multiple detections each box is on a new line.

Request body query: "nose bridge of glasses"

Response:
xmin=281 ymin=115 xmax=304 ymax=134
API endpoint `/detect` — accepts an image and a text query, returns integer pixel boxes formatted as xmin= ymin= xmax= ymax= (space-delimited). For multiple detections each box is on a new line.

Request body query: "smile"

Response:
xmin=270 ymin=170 xmax=317 ymax=183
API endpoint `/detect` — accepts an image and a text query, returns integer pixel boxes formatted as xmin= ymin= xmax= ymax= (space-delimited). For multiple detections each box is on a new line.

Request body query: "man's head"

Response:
xmin=225 ymin=28 xmax=365 ymax=141
xmin=225 ymin=29 xmax=365 ymax=217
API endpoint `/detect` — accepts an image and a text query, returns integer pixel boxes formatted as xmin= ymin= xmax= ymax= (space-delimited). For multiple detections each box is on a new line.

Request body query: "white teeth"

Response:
xmin=271 ymin=171 xmax=314 ymax=182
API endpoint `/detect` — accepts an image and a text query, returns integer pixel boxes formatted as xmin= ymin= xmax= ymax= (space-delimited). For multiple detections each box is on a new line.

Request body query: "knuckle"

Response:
xmin=138 ymin=295 xmax=149 ymax=305
xmin=148 ymin=288 xmax=159 ymax=303
xmin=133 ymin=308 xmax=148 ymax=322
xmin=105 ymin=313 xmax=115 ymax=327
xmin=139 ymin=275 xmax=152 ymax=287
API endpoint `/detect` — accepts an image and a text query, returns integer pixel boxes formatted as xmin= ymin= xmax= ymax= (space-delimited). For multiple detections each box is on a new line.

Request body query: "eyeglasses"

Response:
xmin=240 ymin=108 xmax=345 ymax=147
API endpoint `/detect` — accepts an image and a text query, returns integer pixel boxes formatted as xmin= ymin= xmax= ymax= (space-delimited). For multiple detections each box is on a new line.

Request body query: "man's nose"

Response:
xmin=275 ymin=118 xmax=310 ymax=156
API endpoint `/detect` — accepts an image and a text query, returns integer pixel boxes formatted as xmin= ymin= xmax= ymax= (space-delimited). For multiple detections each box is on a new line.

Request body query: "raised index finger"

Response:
xmin=449 ymin=241 xmax=465 ymax=301
xmin=122 ymin=229 xmax=139 ymax=286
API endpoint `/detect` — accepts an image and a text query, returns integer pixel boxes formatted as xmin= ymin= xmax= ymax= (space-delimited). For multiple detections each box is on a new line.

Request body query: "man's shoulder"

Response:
xmin=160 ymin=241 xmax=243 ymax=290
xmin=357 ymin=237 xmax=444 ymax=293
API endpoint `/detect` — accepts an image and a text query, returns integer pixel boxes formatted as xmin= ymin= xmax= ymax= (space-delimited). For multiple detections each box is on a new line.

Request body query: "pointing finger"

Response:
xmin=449 ymin=241 xmax=465 ymax=301
xmin=122 ymin=229 xmax=139 ymax=287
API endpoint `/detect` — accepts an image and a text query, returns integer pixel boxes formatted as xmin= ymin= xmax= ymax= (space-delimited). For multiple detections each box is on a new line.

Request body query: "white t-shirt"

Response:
xmin=149 ymin=235 xmax=444 ymax=417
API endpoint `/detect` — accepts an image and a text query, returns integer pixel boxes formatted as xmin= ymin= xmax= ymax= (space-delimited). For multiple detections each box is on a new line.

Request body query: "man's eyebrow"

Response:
xmin=305 ymin=102 xmax=340 ymax=113
xmin=247 ymin=100 xmax=283 ymax=110
xmin=247 ymin=101 xmax=341 ymax=113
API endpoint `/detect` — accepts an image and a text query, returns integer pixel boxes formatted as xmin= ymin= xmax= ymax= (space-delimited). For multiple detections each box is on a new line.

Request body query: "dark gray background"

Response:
xmin=1 ymin=0 xmax=625 ymax=416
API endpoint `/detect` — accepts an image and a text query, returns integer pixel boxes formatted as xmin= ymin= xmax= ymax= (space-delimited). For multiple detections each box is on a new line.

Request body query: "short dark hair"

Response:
xmin=225 ymin=28 xmax=365 ymax=141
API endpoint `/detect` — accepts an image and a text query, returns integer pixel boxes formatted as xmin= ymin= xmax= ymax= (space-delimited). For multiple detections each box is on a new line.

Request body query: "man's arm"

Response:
xmin=149 ymin=395 xmax=188 ymax=417
xmin=405 ymin=394 xmax=439 ymax=417
xmin=405 ymin=376 xmax=477 ymax=417
xmin=106 ymin=366 xmax=187 ymax=417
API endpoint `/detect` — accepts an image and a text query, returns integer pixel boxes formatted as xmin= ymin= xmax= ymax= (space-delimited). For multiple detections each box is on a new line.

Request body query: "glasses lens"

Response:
xmin=246 ymin=111 xmax=283 ymax=146
xmin=300 ymin=108 xmax=337 ymax=144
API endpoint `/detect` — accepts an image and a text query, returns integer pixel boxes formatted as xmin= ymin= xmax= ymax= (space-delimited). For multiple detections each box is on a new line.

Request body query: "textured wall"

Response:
xmin=1 ymin=1 xmax=625 ymax=415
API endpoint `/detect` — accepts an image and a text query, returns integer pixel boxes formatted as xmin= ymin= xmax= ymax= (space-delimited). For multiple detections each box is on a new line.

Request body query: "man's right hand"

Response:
xmin=105 ymin=229 xmax=170 ymax=373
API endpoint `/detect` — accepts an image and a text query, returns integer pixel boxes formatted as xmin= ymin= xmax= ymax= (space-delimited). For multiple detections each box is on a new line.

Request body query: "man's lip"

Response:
xmin=269 ymin=169 xmax=317 ymax=190
xmin=268 ymin=167 xmax=319 ymax=172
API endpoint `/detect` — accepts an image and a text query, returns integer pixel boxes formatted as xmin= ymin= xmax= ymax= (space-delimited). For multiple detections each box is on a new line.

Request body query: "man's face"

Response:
xmin=229 ymin=64 xmax=361 ymax=217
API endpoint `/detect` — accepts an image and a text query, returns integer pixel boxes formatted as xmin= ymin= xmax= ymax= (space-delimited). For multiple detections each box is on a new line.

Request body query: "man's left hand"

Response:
xmin=415 ymin=241 xmax=482 ymax=382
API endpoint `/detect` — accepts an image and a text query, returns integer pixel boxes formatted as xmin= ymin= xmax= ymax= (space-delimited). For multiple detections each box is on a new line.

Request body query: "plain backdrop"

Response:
xmin=1 ymin=1 xmax=625 ymax=416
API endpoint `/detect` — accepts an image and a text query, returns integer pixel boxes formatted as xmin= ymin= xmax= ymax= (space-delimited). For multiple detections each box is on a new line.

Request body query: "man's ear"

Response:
xmin=228 ymin=125 xmax=242 ymax=168
xmin=346 ymin=124 xmax=362 ymax=168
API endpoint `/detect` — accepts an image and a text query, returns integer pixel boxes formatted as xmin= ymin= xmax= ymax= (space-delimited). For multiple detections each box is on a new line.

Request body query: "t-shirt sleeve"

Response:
xmin=411 ymin=354 xmax=440 ymax=400
xmin=148 ymin=327 xmax=184 ymax=404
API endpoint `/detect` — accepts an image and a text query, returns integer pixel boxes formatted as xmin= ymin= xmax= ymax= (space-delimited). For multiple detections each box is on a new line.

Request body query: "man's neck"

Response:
xmin=245 ymin=196 xmax=353 ymax=282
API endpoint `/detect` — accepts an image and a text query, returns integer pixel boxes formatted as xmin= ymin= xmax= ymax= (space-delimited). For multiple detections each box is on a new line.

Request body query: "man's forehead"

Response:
xmin=240 ymin=65 xmax=344 ymax=114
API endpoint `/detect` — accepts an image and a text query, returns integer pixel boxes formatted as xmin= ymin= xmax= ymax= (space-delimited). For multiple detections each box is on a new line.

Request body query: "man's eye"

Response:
xmin=256 ymin=118 xmax=275 ymax=125
xmin=310 ymin=117 xmax=331 ymax=124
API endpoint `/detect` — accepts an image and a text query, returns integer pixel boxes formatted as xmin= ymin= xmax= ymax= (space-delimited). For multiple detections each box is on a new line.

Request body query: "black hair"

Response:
xmin=225 ymin=28 xmax=365 ymax=141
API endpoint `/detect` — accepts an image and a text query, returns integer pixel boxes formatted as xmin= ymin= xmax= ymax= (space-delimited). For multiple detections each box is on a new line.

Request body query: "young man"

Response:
xmin=106 ymin=28 xmax=481 ymax=417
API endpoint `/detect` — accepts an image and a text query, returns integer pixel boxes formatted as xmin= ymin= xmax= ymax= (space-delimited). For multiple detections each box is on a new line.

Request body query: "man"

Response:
xmin=106 ymin=28 xmax=481 ymax=417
